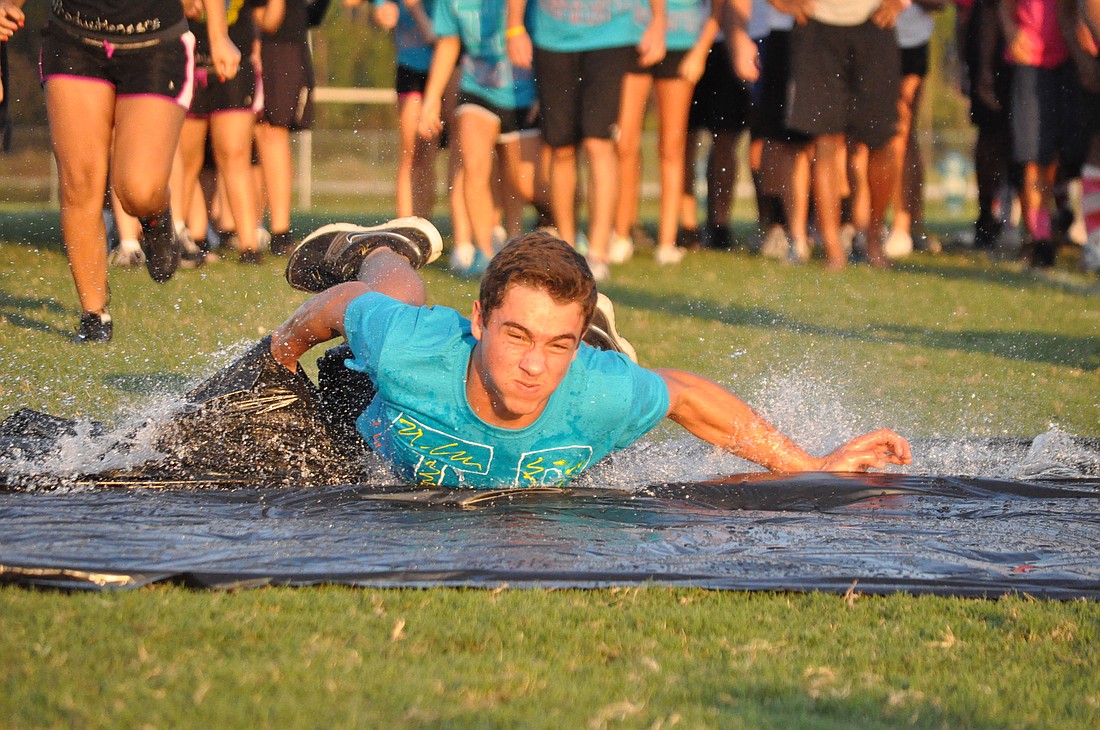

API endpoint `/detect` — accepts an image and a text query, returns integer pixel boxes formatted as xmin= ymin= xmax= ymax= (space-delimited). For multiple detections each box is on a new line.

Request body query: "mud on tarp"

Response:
xmin=1 ymin=340 xmax=1099 ymax=599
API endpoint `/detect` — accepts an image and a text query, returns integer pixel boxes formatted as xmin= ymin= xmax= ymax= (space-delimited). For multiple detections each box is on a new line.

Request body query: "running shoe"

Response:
xmin=583 ymin=293 xmax=637 ymax=363
xmin=108 ymin=239 xmax=145 ymax=267
xmin=77 ymin=311 xmax=112 ymax=344
xmin=609 ymin=233 xmax=634 ymax=264
xmin=586 ymin=258 xmax=610 ymax=283
xmin=790 ymin=236 xmax=812 ymax=264
xmin=676 ymin=226 xmax=701 ymax=250
xmin=884 ymin=228 xmax=914 ymax=259
xmin=178 ymin=229 xmax=207 ymax=269
xmin=759 ymin=225 xmax=789 ymax=260
xmin=655 ymin=245 xmax=685 ymax=265
xmin=1083 ymin=229 xmax=1100 ymax=273
xmin=705 ymin=223 xmax=733 ymax=250
xmin=238 ymin=249 xmax=265 ymax=265
xmin=449 ymin=241 xmax=476 ymax=272
xmin=285 ymin=217 xmax=443 ymax=293
xmin=139 ymin=212 xmax=181 ymax=283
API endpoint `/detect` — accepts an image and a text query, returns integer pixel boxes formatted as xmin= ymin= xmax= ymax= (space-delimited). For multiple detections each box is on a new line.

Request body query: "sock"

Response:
xmin=1027 ymin=207 xmax=1051 ymax=241
xmin=1081 ymin=164 xmax=1100 ymax=236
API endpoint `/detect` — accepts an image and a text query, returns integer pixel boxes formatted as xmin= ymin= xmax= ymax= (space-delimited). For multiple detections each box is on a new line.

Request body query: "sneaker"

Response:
xmin=630 ymin=224 xmax=655 ymax=250
xmin=1027 ymin=238 xmax=1057 ymax=268
xmin=256 ymin=227 xmax=272 ymax=252
xmin=238 ymin=249 xmax=264 ymax=265
xmin=179 ymin=229 xmax=207 ymax=269
xmin=449 ymin=241 xmax=476 ymax=272
xmin=285 ymin=217 xmax=443 ymax=293
xmin=609 ymin=233 xmax=635 ymax=264
xmin=759 ymin=225 xmax=789 ymax=259
xmin=455 ymin=249 xmax=491 ymax=279
xmin=584 ymin=293 xmax=638 ymax=363
xmin=138 ymin=212 xmax=181 ymax=283
xmin=884 ymin=228 xmax=914 ymax=259
xmin=655 ymin=245 xmax=685 ymax=265
xmin=790 ymin=236 xmax=812 ymax=264
xmin=108 ymin=239 xmax=145 ymax=267
xmin=77 ymin=311 xmax=112 ymax=344
xmin=492 ymin=225 xmax=508 ymax=253
xmin=839 ymin=223 xmax=857 ymax=257
xmin=675 ymin=227 xmax=701 ymax=250
xmin=586 ymin=258 xmax=610 ymax=283
xmin=270 ymin=231 xmax=295 ymax=256
xmin=705 ymin=223 xmax=733 ymax=250
xmin=574 ymin=231 xmax=590 ymax=257
xmin=1082 ymin=230 xmax=1100 ymax=272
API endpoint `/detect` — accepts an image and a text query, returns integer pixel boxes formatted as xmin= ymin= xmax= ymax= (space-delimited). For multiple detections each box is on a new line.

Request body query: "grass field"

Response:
xmin=1 ymin=210 xmax=1098 ymax=728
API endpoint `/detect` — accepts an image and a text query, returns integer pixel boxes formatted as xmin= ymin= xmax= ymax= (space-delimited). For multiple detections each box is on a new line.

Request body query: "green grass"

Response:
xmin=1 ymin=211 xmax=1098 ymax=728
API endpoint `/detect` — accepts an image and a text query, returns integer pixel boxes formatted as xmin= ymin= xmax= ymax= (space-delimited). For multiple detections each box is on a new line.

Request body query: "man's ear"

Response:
xmin=470 ymin=300 xmax=483 ymax=341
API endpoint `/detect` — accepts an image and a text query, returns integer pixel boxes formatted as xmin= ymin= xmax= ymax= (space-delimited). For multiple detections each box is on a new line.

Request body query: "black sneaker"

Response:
xmin=270 ymin=231 xmax=295 ymax=256
xmin=583 ymin=293 xmax=637 ymax=363
xmin=77 ymin=311 xmax=113 ymax=344
xmin=238 ymin=249 xmax=265 ymax=265
xmin=138 ymin=212 xmax=181 ymax=283
xmin=178 ymin=229 xmax=207 ymax=269
xmin=285 ymin=217 xmax=443 ymax=293
xmin=705 ymin=223 xmax=733 ymax=250
xmin=676 ymin=227 xmax=701 ymax=250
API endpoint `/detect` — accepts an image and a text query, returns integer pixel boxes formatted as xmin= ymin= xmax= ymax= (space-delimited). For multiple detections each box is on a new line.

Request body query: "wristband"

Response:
xmin=505 ymin=25 xmax=527 ymax=40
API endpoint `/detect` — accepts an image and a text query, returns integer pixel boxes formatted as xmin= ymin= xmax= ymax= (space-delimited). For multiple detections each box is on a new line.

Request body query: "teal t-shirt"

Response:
xmin=374 ymin=0 xmax=436 ymax=72
xmin=432 ymin=0 xmax=537 ymax=109
xmin=344 ymin=292 xmax=670 ymax=488
xmin=527 ymin=0 xmax=650 ymax=53
xmin=663 ymin=0 xmax=707 ymax=52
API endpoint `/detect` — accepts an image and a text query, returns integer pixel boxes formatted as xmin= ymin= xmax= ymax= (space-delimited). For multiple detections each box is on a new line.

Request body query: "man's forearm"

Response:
xmin=269 ymin=282 xmax=370 ymax=370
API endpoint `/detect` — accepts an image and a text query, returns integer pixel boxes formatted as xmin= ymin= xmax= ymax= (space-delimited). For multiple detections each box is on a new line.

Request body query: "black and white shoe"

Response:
xmin=583 ymin=293 xmax=637 ymax=363
xmin=285 ymin=217 xmax=443 ymax=293
xmin=77 ymin=311 xmax=113 ymax=344
xmin=138 ymin=212 xmax=181 ymax=283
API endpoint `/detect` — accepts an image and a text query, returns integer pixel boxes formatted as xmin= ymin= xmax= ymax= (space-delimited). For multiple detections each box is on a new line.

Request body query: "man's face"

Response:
xmin=468 ymin=283 xmax=586 ymax=428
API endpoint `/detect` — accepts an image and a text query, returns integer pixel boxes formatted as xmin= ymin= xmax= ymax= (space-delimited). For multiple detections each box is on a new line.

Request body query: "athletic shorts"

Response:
xmin=900 ymin=43 xmax=929 ymax=78
xmin=631 ymin=49 xmax=688 ymax=79
xmin=534 ymin=45 xmax=636 ymax=147
xmin=395 ymin=64 xmax=428 ymax=97
xmin=688 ymin=41 xmax=749 ymax=133
xmin=260 ymin=41 xmax=314 ymax=131
xmin=188 ymin=58 xmax=259 ymax=117
xmin=787 ymin=19 xmax=899 ymax=149
xmin=456 ymin=90 xmax=539 ymax=142
xmin=750 ymin=31 xmax=810 ymax=144
xmin=1010 ymin=62 xmax=1075 ymax=165
xmin=38 ymin=20 xmax=194 ymax=109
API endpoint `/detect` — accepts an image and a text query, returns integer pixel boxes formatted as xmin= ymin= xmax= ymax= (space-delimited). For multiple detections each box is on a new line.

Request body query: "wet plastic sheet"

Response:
xmin=1 ymin=472 xmax=1098 ymax=598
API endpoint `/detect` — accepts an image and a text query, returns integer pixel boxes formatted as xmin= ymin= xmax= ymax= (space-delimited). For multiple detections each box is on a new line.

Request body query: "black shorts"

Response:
xmin=900 ymin=43 xmax=929 ymax=78
xmin=787 ymin=19 xmax=899 ymax=148
xmin=188 ymin=59 xmax=259 ymax=117
xmin=631 ymin=48 xmax=688 ymax=79
xmin=688 ymin=41 xmax=749 ymax=133
xmin=1010 ymin=62 xmax=1076 ymax=165
xmin=534 ymin=45 xmax=636 ymax=147
xmin=38 ymin=20 xmax=194 ymax=108
xmin=395 ymin=64 xmax=428 ymax=97
xmin=456 ymin=91 xmax=539 ymax=141
xmin=260 ymin=41 xmax=314 ymax=130
xmin=751 ymin=31 xmax=810 ymax=143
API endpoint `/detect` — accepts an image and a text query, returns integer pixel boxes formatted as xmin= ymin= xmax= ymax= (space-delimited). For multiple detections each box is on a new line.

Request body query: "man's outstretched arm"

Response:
xmin=270 ymin=282 xmax=370 ymax=371
xmin=658 ymin=369 xmax=912 ymax=472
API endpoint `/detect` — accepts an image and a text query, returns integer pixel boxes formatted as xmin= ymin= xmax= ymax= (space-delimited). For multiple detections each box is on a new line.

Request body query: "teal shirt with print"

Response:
xmin=527 ymin=0 xmax=650 ymax=53
xmin=343 ymin=292 xmax=670 ymax=488
xmin=432 ymin=0 xmax=537 ymax=109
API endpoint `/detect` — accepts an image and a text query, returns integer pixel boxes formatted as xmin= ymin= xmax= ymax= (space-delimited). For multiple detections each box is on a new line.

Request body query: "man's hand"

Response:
xmin=815 ymin=429 xmax=913 ymax=472
xmin=872 ymin=0 xmax=908 ymax=29
xmin=769 ymin=0 xmax=813 ymax=26
xmin=372 ymin=0 xmax=399 ymax=31
xmin=210 ymin=35 xmax=242 ymax=81
xmin=637 ymin=17 xmax=667 ymax=68
xmin=507 ymin=29 xmax=534 ymax=69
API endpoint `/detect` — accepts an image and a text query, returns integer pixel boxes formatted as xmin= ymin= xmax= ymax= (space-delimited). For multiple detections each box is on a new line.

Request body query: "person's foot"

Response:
xmin=77 ymin=310 xmax=112 ymax=344
xmin=655 ymin=245 xmax=685 ymax=265
xmin=759 ymin=225 xmax=789 ymax=260
xmin=238 ymin=249 xmax=264 ymax=265
xmin=884 ymin=228 xmax=914 ymax=259
xmin=583 ymin=292 xmax=637 ymax=363
xmin=270 ymin=230 xmax=294 ymax=256
xmin=609 ymin=233 xmax=634 ymax=264
xmin=675 ymin=227 xmax=701 ymax=250
xmin=1082 ymin=229 xmax=1100 ymax=273
xmin=454 ymin=249 xmax=491 ymax=279
xmin=705 ymin=223 xmax=733 ymax=250
xmin=138 ymin=212 xmax=181 ymax=283
xmin=108 ymin=239 xmax=145 ymax=267
xmin=1026 ymin=238 xmax=1057 ymax=268
xmin=285 ymin=217 xmax=443 ymax=292
xmin=449 ymin=241 xmax=476 ymax=272
xmin=586 ymin=258 xmax=610 ymax=283
xmin=789 ymin=237 xmax=812 ymax=264
xmin=179 ymin=229 xmax=207 ymax=269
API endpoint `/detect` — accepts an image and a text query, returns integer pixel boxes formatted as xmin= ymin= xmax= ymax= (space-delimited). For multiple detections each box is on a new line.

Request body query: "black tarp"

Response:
xmin=1 ymin=341 xmax=1098 ymax=598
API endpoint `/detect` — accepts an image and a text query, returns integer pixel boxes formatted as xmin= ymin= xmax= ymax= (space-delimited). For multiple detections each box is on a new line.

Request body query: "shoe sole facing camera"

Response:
xmin=286 ymin=217 xmax=444 ymax=292
xmin=584 ymin=293 xmax=638 ymax=363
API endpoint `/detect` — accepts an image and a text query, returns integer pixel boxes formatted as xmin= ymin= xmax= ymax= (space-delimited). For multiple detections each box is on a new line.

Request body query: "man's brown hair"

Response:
xmin=479 ymin=231 xmax=598 ymax=327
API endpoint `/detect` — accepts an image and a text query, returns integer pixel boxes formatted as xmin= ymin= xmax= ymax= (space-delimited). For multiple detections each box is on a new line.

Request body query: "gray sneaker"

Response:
xmin=285 ymin=217 xmax=443 ymax=292
xmin=583 ymin=293 xmax=638 ymax=363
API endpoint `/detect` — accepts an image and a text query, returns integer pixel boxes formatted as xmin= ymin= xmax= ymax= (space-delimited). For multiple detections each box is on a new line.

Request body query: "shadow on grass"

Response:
xmin=0 ymin=289 xmax=71 ymax=339
xmin=609 ymin=288 xmax=1100 ymax=372
xmin=0 ymin=211 xmax=62 ymax=251
xmin=897 ymin=256 xmax=1100 ymax=297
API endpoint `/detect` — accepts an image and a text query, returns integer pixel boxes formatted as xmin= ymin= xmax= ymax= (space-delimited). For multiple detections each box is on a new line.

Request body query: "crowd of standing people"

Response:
xmin=1 ymin=0 xmax=1099 ymax=346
